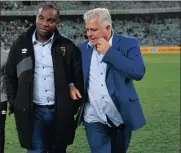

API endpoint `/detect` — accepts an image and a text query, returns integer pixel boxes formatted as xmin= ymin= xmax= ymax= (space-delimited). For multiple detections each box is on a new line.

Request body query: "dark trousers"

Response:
xmin=84 ymin=121 xmax=132 ymax=153
xmin=0 ymin=101 xmax=7 ymax=153
xmin=106 ymin=116 xmax=132 ymax=153
xmin=111 ymin=124 xmax=130 ymax=153
xmin=28 ymin=105 xmax=67 ymax=153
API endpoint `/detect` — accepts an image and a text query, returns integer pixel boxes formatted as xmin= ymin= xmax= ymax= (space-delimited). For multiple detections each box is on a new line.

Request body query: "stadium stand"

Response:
xmin=0 ymin=1 xmax=180 ymax=49
xmin=1 ymin=1 xmax=180 ymax=10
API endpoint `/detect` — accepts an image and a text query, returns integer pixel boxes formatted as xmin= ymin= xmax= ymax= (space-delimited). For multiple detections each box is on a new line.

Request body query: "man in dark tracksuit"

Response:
xmin=0 ymin=65 xmax=7 ymax=153
xmin=0 ymin=49 xmax=9 ymax=153
xmin=4 ymin=4 xmax=84 ymax=153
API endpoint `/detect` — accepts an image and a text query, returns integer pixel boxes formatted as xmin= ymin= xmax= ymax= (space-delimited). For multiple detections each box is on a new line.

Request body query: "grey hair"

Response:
xmin=83 ymin=8 xmax=112 ymax=29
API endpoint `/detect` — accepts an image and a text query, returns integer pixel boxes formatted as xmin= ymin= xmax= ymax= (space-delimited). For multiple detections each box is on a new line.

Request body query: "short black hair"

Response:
xmin=39 ymin=4 xmax=60 ymax=18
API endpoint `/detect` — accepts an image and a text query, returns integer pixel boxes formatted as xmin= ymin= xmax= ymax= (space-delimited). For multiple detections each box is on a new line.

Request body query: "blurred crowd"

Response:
xmin=0 ymin=1 xmax=180 ymax=49
xmin=0 ymin=1 xmax=180 ymax=11
xmin=1 ymin=15 xmax=180 ymax=48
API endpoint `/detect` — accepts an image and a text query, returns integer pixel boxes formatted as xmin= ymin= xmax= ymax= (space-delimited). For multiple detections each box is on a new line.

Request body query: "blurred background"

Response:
xmin=0 ymin=1 xmax=180 ymax=153
xmin=0 ymin=1 xmax=180 ymax=48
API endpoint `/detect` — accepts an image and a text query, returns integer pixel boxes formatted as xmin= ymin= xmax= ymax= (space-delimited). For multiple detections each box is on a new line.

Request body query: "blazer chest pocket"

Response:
xmin=129 ymin=92 xmax=139 ymax=102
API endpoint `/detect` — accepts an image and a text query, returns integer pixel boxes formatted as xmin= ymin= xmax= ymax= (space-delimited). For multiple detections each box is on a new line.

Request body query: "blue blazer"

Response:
xmin=77 ymin=33 xmax=146 ymax=131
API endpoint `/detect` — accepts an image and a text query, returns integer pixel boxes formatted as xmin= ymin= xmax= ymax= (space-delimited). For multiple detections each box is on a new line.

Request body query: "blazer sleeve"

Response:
xmin=102 ymin=38 xmax=145 ymax=81
xmin=4 ymin=42 xmax=18 ymax=112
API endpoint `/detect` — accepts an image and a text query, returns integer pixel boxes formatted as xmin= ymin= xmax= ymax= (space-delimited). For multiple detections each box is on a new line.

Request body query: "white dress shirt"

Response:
xmin=32 ymin=31 xmax=55 ymax=105
xmin=84 ymin=35 xmax=123 ymax=126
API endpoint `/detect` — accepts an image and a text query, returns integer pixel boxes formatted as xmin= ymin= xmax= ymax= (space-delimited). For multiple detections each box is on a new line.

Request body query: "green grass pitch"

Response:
xmin=4 ymin=54 xmax=180 ymax=153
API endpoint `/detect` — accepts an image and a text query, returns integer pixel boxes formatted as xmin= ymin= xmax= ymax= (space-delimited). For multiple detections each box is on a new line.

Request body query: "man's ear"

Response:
xmin=106 ymin=24 xmax=111 ymax=32
xmin=56 ymin=19 xmax=60 ymax=28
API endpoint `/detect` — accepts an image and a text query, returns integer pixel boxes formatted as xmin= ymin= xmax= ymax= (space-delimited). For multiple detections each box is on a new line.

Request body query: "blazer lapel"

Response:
xmin=76 ymin=45 xmax=93 ymax=127
xmin=106 ymin=33 xmax=122 ymax=78
xmin=83 ymin=45 xmax=93 ymax=87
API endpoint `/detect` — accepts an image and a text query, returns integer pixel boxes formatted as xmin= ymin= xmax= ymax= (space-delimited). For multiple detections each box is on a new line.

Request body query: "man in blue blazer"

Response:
xmin=77 ymin=8 xmax=146 ymax=153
